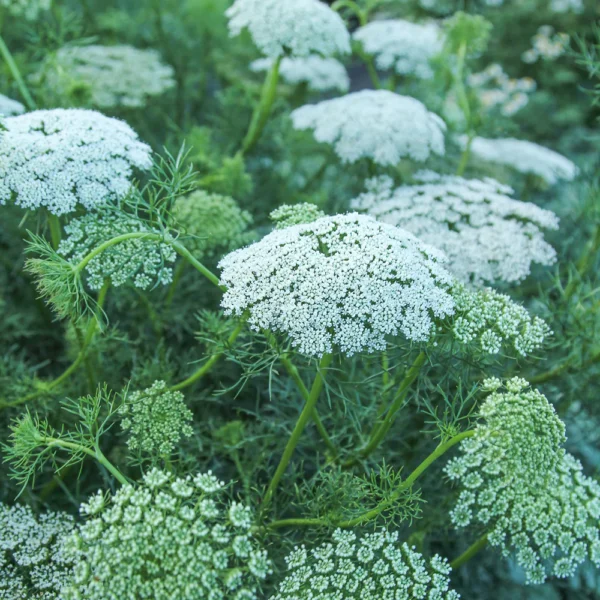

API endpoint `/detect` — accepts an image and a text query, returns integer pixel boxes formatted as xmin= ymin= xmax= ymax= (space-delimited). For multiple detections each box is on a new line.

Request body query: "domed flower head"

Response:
xmin=218 ymin=213 xmax=455 ymax=357
xmin=0 ymin=109 xmax=152 ymax=215
xmin=353 ymin=20 xmax=443 ymax=79
xmin=271 ymin=528 xmax=460 ymax=599
xmin=291 ymin=91 xmax=446 ymax=166
xmin=0 ymin=503 xmax=74 ymax=599
xmin=44 ymin=45 xmax=175 ymax=109
xmin=464 ymin=136 xmax=578 ymax=185
xmin=250 ymin=56 xmax=350 ymax=93
xmin=352 ymin=171 xmax=559 ymax=286
xmin=172 ymin=190 xmax=255 ymax=260
xmin=62 ymin=468 xmax=272 ymax=599
xmin=1 ymin=0 xmax=50 ymax=19
xmin=445 ymin=378 xmax=600 ymax=584
xmin=0 ymin=94 xmax=25 ymax=116
xmin=226 ymin=0 xmax=351 ymax=59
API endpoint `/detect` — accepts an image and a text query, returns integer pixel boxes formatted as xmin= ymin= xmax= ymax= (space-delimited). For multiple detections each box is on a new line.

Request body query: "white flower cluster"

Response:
xmin=292 ymin=91 xmax=446 ymax=166
xmin=0 ymin=0 xmax=50 ymax=19
xmin=0 ymin=94 xmax=25 ymax=116
xmin=0 ymin=503 xmax=74 ymax=599
xmin=173 ymin=190 xmax=255 ymax=260
xmin=226 ymin=0 xmax=351 ymax=59
xmin=0 ymin=109 xmax=152 ymax=215
xmin=46 ymin=45 xmax=175 ymax=108
xmin=219 ymin=213 xmax=455 ymax=357
xmin=445 ymin=378 xmax=600 ymax=584
xmin=464 ymin=136 xmax=578 ymax=185
xmin=58 ymin=213 xmax=176 ymax=290
xmin=119 ymin=380 xmax=193 ymax=457
xmin=250 ymin=57 xmax=350 ymax=93
xmin=449 ymin=284 xmax=551 ymax=356
xmin=351 ymin=171 xmax=558 ymax=286
xmin=270 ymin=203 xmax=325 ymax=229
xmin=62 ymin=468 xmax=271 ymax=599
xmin=353 ymin=20 xmax=443 ymax=79
xmin=522 ymin=26 xmax=570 ymax=64
xmin=271 ymin=528 xmax=459 ymax=600
xmin=467 ymin=63 xmax=536 ymax=116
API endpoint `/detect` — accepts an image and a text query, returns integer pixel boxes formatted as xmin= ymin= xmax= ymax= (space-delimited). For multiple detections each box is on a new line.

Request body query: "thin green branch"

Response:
xmin=0 ymin=33 xmax=36 ymax=110
xmin=450 ymin=533 xmax=488 ymax=570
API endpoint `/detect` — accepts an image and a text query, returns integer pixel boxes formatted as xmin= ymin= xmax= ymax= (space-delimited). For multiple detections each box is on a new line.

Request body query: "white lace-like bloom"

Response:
xmin=0 ymin=94 xmax=25 ymax=116
xmin=62 ymin=469 xmax=271 ymax=599
xmin=1 ymin=0 xmax=50 ymax=19
xmin=0 ymin=503 xmax=74 ymax=599
xmin=464 ymin=136 xmax=578 ymax=185
xmin=522 ymin=26 xmax=570 ymax=64
xmin=351 ymin=172 xmax=558 ymax=286
xmin=219 ymin=213 xmax=455 ymax=357
xmin=44 ymin=45 xmax=175 ymax=109
xmin=0 ymin=109 xmax=152 ymax=215
xmin=271 ymin=528 xmax=460 ymax=600
xmin=353 ymin=20 xmax=443 ymax=79
xmin=292 ymin=91 xmax=446 ymax=166
xmin=250 ymin=56 xmax=350 ymax=92
xmin=445 ymin=379 xmax=600 ymax=584
xmin=226 ymin=0 xmax=351 ymax=58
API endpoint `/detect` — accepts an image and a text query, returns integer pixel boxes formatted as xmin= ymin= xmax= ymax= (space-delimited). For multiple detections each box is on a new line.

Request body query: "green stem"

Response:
xmin=240 ymin=56 xmax=281 ymax=155
xmin=72 ymin=320 xmax=96 ymax=393
xmin=47 ymin=213 xmax=62 ymax=250
xmin=262 ymin=354 xmax=333 ymax=508
xmin=170 ymin=240 xmax=223 ymax=290
xmin=42 ymin=436 xmax=127 ymax=486
xmin=0 ymin=280 xmax=109 ymax=411
xmin=268 ymin=430 xmax=475 ymax=530
xmin=450 ymin=534 xmax=488 ymax=570
xmin=355 ymin=351 xmax=427 ymax=463
xmin=169 ymin=319 xmax=246 ymax=392
xmin=456 ymin=133 xmax=474 ymax=176
xmin=165 ymin=260 xmax=187 ymax=307
xmin=0 ymin=33 xmax=36 ymax=110
xmin=279 ymin=353 xmax=338 ymax=458
xmin=331 ymin=0 xmax=368 ymax=25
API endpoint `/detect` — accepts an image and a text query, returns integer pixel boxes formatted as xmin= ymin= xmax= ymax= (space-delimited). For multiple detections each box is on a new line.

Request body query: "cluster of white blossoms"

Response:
xmin=44 ymin=45 xmax=175 ymax=109
xmin=271 ymin=528 xmax=459 ymax=600
xmin=270 ymin=202 xmax=325 ymax=229
xmin=449 ymin=284 xmax=551 ymax=356
xmin=522 ymin=26 xmax=570 ymax=64
xmin=0 ymin=503 xmax=74 ymax=599
xmin=353 ymin=19 xmax=443 ymax=80
xmin=0 ymin=94 xmax=25 ymax=116
xmin=226 ymin=0 xmax=350 ymax=58
xmin=351 ymin=171 xmax=558 ymax=286
xmin=62 ymin=468 xmax=271 ymax=599
xmin=467 ymin=64 xmax=536 ymax=117
xmin=118 ymin=381 xmax=193 ymax=457
xmin=445 ymin=378 xmax=600 ymax=584
xmin=463 ymin=136 xmax=578 ymax=185
xmin=292 ymin=91 xmax=446 ymax=166
xmin=58 ymin=213 xmax=176 ymax=290
xmin=0 ymin=0 xmax=50 ymax=19
xmin=0 ymin=109 xmax=152 ymax=215
xmin=250 ymin=57 xmax=350 ymax=93
xmin=219 ymin=213 xmax=455 ymax=357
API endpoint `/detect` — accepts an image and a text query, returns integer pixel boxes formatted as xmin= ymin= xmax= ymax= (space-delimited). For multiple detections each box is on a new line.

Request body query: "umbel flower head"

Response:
xmin=351 ymin=171 xmax=559 ymax=286
xmin=271 ymin=528 xmax=459 ymax=599
xmin=0 ymin=0 xmax=50 ymax=19
xmin=445 ymin=378 xmax=600 ymax=584
xmin=42 ymin=45 xmax=175 ymax=109
xmin=0 ymin=94 xmax=25 ymax=116
xmin=218 ymin=213 xmax=455 ymax=357
xmin=269 ymin=203 xmax=325 ymax=229
xmin=226 ymin=0 xmax=351 ymax=59
xmin=58 ymin=213 xmax=176 ymax=291
xmin=62 ymin=468 xmax=272 ymax=599
xmin=118 ymin=380 xmax=193 ymax=457
xmin=291 ymin=91 xmax=446 ymax=166
xmin=172 ymin=190 xmax=255 ymax=260
xmin=353 ymin=19 xmax=443 ymax=79
xmin=250 ymin=56 xmax=350 ymax=93
xmin=463 ymin=136 xmax=578 ymax=185
xmin=0 ymin=502 xmax=74 ymax=599
xmin=0 ymin=109 xmax=152 ymax=215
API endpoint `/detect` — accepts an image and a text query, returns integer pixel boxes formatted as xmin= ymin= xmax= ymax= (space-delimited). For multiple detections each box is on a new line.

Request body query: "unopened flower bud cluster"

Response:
xmin=270 ymin=203 xmax=325 ymax=229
